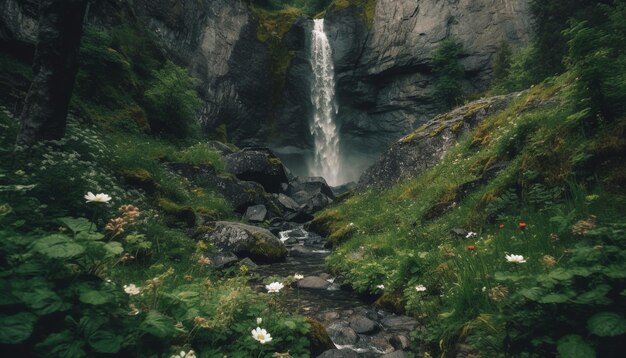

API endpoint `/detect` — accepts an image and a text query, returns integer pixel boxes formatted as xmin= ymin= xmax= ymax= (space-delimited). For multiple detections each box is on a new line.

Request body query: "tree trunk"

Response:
xmin=16 ymin=0 xmax=88 ymax=146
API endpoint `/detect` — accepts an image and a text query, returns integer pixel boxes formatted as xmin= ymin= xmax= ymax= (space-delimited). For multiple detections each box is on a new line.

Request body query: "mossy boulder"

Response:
xmin=157 ymin=198 xmax=196 ymax=227
xmin=225 ymin=148 xmax=288 ymax=193
xmin=206 ymin=221 xmax=287 ymax=263
xmin=305 ymin=317 xmax=336 ymax=356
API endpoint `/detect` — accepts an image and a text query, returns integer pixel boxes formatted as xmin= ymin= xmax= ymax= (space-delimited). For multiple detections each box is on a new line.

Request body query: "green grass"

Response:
xmin=315 ymin=74 xmax=626 ymax=355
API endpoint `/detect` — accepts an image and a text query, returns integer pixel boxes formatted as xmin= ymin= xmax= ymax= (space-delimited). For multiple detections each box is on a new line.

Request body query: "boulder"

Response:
xmin=225 ymin=149 xmax=288 ymax=193
xmin=277 ymin=193 xmax=301 ymax=211
xmin=358 ymin=94 xmax=517 ymax=189
xmin=204 ymin=252 xmax=238 ymax=269
xmin=206 ymin=221 xmax=287 ymax=263
xmin=167 ymin=162 xmax=282 ymax=216
xmin=244 ymin=204 xmax=267 ymax=222
xmin=288 ymin=176 xmax=335 ymax=199
xmin=349 ymin=316 xmax=378 ymax=334
xmin=332 ymin=327 xmax=359 ymax=345
xmin=305 ymin=317 xmax=336 ymax=357
xmin=298 ymin=276 xmax=331 ymax=290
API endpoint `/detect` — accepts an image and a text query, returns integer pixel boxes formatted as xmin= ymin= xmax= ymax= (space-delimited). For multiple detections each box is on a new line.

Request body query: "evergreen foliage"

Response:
xmin=431 ymin=38 xmax=465 ymax=110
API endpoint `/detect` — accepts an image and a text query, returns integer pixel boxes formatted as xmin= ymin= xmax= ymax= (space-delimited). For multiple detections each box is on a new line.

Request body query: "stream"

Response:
xmin=253 ymin=226 xmax=418 ymax=357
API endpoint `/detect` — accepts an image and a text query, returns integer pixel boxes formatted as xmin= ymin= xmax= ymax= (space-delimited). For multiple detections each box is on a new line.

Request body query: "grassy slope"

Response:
xmin=313 ymin=74 xmax=626 ymax=355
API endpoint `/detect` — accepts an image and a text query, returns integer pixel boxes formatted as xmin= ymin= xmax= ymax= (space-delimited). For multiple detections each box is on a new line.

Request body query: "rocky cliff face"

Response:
xmin=0 ymin=0 xmax=532 ymax=183
xmin=325 ymin=0 xmax=532 ymax=181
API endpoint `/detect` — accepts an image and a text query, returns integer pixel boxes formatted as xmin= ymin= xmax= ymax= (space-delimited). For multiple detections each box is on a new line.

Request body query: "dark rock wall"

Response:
xmin=325 ymin=0 xmax=532 ymax=181
xmin=0 ymin=0 xmax=532 ymax=182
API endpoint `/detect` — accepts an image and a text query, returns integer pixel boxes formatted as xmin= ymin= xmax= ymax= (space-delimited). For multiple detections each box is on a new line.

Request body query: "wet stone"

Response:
xmin=289 ymin=245 xmax=314 ymax=256
xmin=349 ymin=316 xmax=378 ymax=334
xmin=333 ymin=327 xmax=359 ymax=345
xmin=381 ymin=315 xmax=418 ymax=332
xmin=389 ymin=335 xmax=411 ymax=350
xmin=298 ymin=276 xmax=331 ymax=290
xmin=244 ymin=204 xmax=267 ymax=222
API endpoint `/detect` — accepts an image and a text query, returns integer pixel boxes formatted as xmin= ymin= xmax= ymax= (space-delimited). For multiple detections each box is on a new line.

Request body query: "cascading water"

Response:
xmin=309 ymin=19 xmax=341 ymax=186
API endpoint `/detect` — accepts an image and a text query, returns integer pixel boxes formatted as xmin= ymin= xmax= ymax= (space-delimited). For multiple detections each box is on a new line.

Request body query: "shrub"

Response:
xmin=143 ymin=61 xmax=202 ymax=140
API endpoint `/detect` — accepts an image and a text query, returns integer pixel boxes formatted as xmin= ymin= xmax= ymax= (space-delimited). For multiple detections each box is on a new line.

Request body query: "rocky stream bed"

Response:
xmin=252 ymin=226 xmax=419 ymax=358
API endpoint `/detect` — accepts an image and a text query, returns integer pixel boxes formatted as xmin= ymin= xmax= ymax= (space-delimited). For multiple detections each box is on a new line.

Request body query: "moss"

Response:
xmin=249 ymin=232 xmax=287 ymax=261
xmin=329 ymin=0 xmax=376 ymax=28
xmin=121 ymin=168 xmax=157 ymax=192
xmin=158 ymin=197 xmax=196 ymax=227
xmin=306 ymin=209 xmax=343 ymax=237
xmin=328 ymin=223 xmax=358 ymax=246
xmin=374 ymin=293 xmax=405 ymax=314
xmin=305 ymin=317 xmax=335 ymax=356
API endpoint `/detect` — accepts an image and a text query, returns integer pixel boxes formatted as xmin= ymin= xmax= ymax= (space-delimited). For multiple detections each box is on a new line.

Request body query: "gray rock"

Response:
xmin=204 ymin=252 xmax=238 ymax=269
xmin=244 ymin=204 xmax=267 ymax=222
xmin=207 ymin=221 xmax=287 ymax=263
xmin=167 ymin=163 xmax=282 ymax=216
xmin=237 ymin=257 xmax=258 ymax=269
xmin=381 ymin=315 xmax=418 ymax=332
xmin=298 ymin=276 xmax=331 ymax=290
xmin=390 ymin=335 xmax=411 ymax=351
xmin=358 ymin=94 xmax=517 ymax=189
xmin=289 ymin=245 xmax=314 ymax=257
xmin=349 ymin=316 xmax=378 ymax=334
xmin=278 ymin=193 xmax=301 ymax=211
xmin=333 ymin=327 xmax=359 ymax=345
xmin=316 ymin=349 xmax=359 ymax=358
xmin=226 ymin=149 xmax=288 ymax=193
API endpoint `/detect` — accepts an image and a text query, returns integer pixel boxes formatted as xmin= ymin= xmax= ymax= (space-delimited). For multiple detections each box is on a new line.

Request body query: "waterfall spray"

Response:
xmin=310 ymin=19 xmax=341 ymax=186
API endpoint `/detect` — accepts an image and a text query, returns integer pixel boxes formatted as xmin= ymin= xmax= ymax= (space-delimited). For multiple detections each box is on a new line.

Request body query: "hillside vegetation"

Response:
xmin=312 ymin=1 xmax=626 ymax=355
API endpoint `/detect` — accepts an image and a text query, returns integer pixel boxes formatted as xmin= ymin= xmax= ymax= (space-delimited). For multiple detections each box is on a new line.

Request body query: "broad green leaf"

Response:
xmin=75 ymin=231 xmax=104 ymax=241
xmin=58 ymin=217 xmax=93 ymax=234
xmin=519 ymin=287 xmax=542 ymax=301
xmin=140 ymin=310 xmax=177 ymax=339
xmin=283 ymin=320 xmax=297 ymax=330
xmin=557 ymin=334 xmax=596 ymax=358
xmin=33 ymin=234 xmax=85 ymax=259
xmin=540 ymin=293 xmax=571 ymax=304
xmin=575 ymin=284 xmax=612 ymax=305
xmin=176 ymin=291 xmax=200 ymax=300
xmin=88 ymin=330 xmax=123 ymax=353
xmin=0 ymin=312 xmax=37 ymax=344
xmin=103 ymin=242 xmax=124 ymax=257
xmin=36 ymin=331 xmax=86 ymax=358
xmin=549 ymin=268 xmax=573 ymax=281
xmin=587 ymin=312 xmax=626 ymax=337
xmin=15 ymin=288 xmax=68 ymax=315
xmin=79 ymin=290 xmax=112 ymax=305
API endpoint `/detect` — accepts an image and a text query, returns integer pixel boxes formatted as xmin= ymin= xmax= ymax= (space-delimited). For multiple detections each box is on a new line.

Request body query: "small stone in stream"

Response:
xmin=282 ymin=237 xmax=299 ymax=245
xmin=244 ymin=204 xmax=267 ymax=222
xmin=298 ymin=276 xmax=331 ymax=290
xmin=237 ymin=257 xmax=258 ymax=269
xmin=316 ymin=349 xmax=359 ymax=358
xmin=333 ymin=327 xmax=359 ymax=345
xmin=390 ymin=335 xmax=411 ymax=350
xmin=289 ymin=245 xmax=313 ymax=256
xmin=382 ymin=351 xmax=409 ymax=358
xmin=349 ymin=316 xmax=378 ymax=334
xmin=320 ymin=311 xmax=340 ymax=321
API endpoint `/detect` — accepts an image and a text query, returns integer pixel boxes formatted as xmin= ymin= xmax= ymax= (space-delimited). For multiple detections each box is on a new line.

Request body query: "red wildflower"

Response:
xmin=518 ymin=222 xmax=527 ymax=229
xmin=498 ymin=224 xmax=505 ymax=229
xmin=467 ymin=245 xmax=476 ymax=250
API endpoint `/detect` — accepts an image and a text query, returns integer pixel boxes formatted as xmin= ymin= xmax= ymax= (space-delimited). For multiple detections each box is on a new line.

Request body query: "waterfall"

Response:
xmin=310 ymin=19 xmax=341 ymax=186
